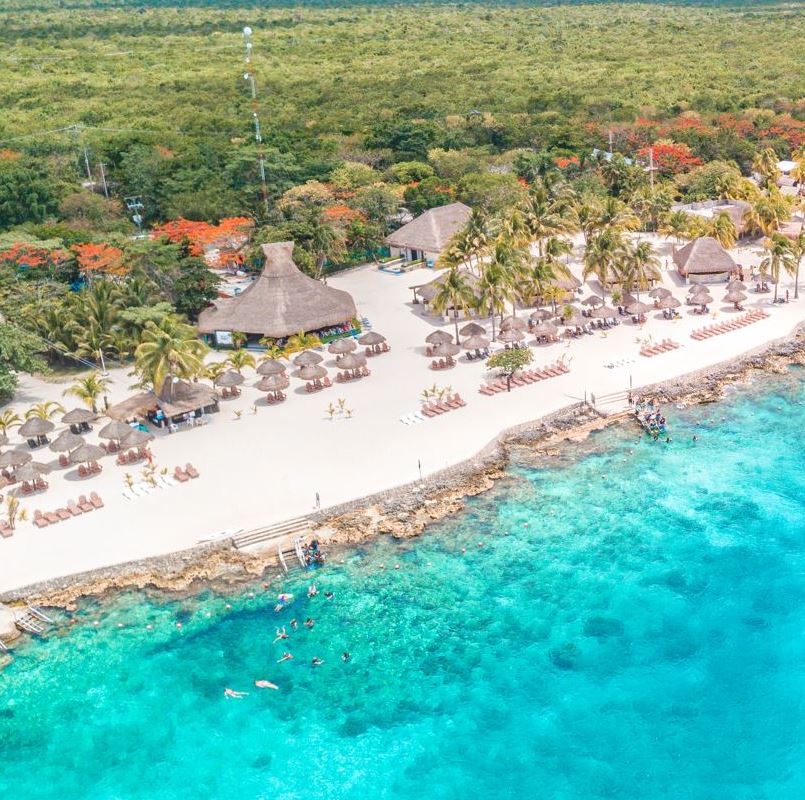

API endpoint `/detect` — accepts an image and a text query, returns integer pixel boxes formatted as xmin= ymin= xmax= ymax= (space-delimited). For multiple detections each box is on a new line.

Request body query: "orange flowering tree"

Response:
xmin=72 ymin=242 xmax=128 ymax=278
xmin=0 ymin=243 xmax=70 ymax=278
xmin=150 ymin=216 xmax=254 ymax=256
xmin=638 ymin=141 xmax=702 ymax=177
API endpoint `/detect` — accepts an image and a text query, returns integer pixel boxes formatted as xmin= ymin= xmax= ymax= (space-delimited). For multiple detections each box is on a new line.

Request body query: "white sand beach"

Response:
xmin=0 ymin=233 xmax=802 ymax=594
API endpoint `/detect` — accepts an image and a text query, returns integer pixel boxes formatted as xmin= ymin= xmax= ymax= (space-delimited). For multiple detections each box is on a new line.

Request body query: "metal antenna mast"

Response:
xmin=242 ymin=26 xmax=270 ymax=216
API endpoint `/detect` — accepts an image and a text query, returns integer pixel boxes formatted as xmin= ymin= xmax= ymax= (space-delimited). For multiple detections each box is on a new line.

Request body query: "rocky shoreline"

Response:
xmin=4 ymin=324 xmax=804 ymax=613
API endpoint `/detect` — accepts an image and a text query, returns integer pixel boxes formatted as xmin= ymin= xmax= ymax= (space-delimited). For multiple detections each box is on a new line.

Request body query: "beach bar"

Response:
xmin=197 ymin=241 xmax=359 ymax=346
xmin=106 ymin=378 xmax=219 ymax=429
xmin=673 ymin=236 xmax=737 ymax=284
xmin=385 ymin=202 xmax=472 ymax=267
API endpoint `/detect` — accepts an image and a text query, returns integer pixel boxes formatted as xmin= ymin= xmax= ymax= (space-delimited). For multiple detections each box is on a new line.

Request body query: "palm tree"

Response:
xmin=486 ymin=235 xmax=530 ymax=316
xmin=285 ymin=331 xmax=322 ymax=353
xmin=597 ymin=197 xmax=640 ymax=232
xmin=259 ymin=343 xmax=287 ymax=361
xmin=583 ymin=227 xmax=626 ymax=300
xmin=752 ymin=147 xmax=780 ymax=189
xmin=743 ymin=194 xmax=791 ymax=237
xmin=62 ymin=373 xmax=111 ymax=413
xmin=790 ymin=223 xmax=805 ymax=299
xmin=630 ymin=186 xmax=672 ymax=231
xmin=476 ymin=263 xmax=511 ymax=341
xmin=759 ymin=233 xmax=796 ymax=302
xmin=304 ymin=209 xmax=347 ymax=281
xmin=659 ymin=210 xmax=691 ymax=250
xmin=520 ymin=184 xmax=566 ymax=257
xmin=26 ymin=401 xmax=65 ymax=421
xmin=431 ymin=267 xmax=477 ymax=342
xmin=707 ymin=212 xmax=737 ymax=249
xmin=619 ymin=240 xmax=660 ymax=301
xmin=204 ymin=361 xmax=228 ymax=382
xmin=0 ymin=410 xmax=22 ymax=436
xmin=527 ymin=236 xmax=573 ymax=306
xmin=574 ymin=196 xmax=603 ymax=245
xmin=134 ymin=316 xmax=208 ymax=398
xmin=226 ymin=349 xmax=256 ymax=373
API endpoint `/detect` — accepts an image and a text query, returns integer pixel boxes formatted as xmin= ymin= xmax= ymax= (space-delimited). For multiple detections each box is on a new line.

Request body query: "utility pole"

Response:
xmin=97 ymin=162 xmax=110 ymax=199
xmin=649 ymin=146 xmax=655 ymax=191
xmin=125 ymin=196 xmax=145 ymax=236
xmin=82 ymin=147 xmax=92 ymax=181
xmin=242 ymin=26 xmax=270 ymax=216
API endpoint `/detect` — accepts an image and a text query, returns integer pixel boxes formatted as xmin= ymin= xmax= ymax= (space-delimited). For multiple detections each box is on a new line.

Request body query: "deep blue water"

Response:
xmin=2 ymin=371 xmax=805 ymax=799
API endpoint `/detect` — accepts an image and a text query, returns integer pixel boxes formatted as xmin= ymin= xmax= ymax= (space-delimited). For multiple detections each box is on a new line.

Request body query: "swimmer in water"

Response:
xmin=254 ymin=680 xmax=279 ymax=690
xmin=324 ymin=591 xmax=334 ymax=600
xmin=307 ymin=584 xmax=318 ymax=598
xmin=290 ymin=618 xmax=298 ymax=630
xmin=273 ymin=626 xmax=289 ymax=643
xmin=342 ymin=652 xmax=350 ymax=662
xmin=277 ymin=652 xmax=294 ymax=663
xmin=311 ymin=657 xmax=324 ymax=666
xmin=304 ymin=618 xmax=315 ymax=629
xmin=224 ymin=688 xmax=248 ymax=699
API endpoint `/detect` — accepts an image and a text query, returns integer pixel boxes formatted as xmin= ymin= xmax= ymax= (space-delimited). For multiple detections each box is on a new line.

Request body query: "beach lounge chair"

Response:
xmin=421 ymin=405 xmax=437 ymax=417
xmin=0 ymin=521 xmax=12 ymax=538
xmin=174 ymin=466 xmax=190 ymax=482
xmin=78 ymin=464 xmax=88 ymax=478
xmin=55 ymin=508 xmax=71 ymax=521
xmin=67 ymin=500 xmax=83 ymax=516
xmin=59 ymin=453 xmax=69 ymax=467
xmin=44 ymin=511 xmax=60 ymax=524
xmin=323 ymin=377 xmax=332 ymax=388
xmin=33 ymin=510 xmax=48 ymax=528
xmin=185 ymin=463 xmax=200 ymax=479
xmin=78 ymin=495 xmax=93 ymax=513
xmin=90 ymin=492 xmax=104 ymax=508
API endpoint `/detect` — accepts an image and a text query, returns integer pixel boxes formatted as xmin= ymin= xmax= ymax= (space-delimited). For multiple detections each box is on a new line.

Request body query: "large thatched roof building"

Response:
xmin=673 ymin=237 xmax=737 ymax=283
xmin=385 ymin=202 xmax=471 ymax=266
xmin=197 ymin=241 xmax=358 ymax=343
xmin=106 ymin=378 xmax=219 ymax=423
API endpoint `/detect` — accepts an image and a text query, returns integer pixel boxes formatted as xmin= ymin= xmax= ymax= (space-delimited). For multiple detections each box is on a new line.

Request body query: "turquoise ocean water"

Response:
xmin=2 ymin=371 xmax=805 ymax=799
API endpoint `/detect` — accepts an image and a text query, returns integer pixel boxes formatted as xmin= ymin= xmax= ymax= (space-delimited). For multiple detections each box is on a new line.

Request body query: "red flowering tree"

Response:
xmin=0 ymin=243 xmax=70 ymax=278
xmin=72 ymin=242 xmax=127 ymax=277
xmin=639 ymin=141 xmax=702 ymax=177
xmin=151 ymin=217 xmax=254 ymax=256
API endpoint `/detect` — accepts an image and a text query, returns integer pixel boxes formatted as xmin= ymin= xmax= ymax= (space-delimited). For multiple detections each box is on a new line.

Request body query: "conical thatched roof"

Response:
xmin=49 ymin=430 xmax=85 ymax=453
xmin=560 ymin=309 xmax=585 ymax=326
xmin=673 ymin=237 xmax=736 ymax=276
xmin=627 ymin=301 xmax=651 ymax=315
xmin=121 ymin=428 xmax=154 ymax=447
xmin=359 ymin=331 xmax=386 ymax=346
xmin=459 ymin=322 xmax=486 ymax=337
xmin=581 ymin=295 xmax=603 ymax=307
xmin=530 ymin=309 xmax=554 ymax=322
xmin=19 ymin=417 xmax=55 ymax=437
xmin=61 ymin=408 xmax=95 ymax=424
xmin=197 ymin=241 xmax=358 ymax=337
xmin=298 ymin=364 xmax=327 ymax=381
xmin=14 ymin=462 xmax=50 ymax=482
xmin=498 ymin=328 xmax=526 ymax=342
xmin=724 ymin=290 xmax=747 ymax=303
xmin=385 ymin=202 xmax=471 ymax=253
xmin=500 ymin=315 xmax=527 ymax=331
xmin=257 ymin=359 xmax=287 ymax=376
xmin=69 ymin=443 xmax=106 ymax=464
xmin=659 ymin=295 xmax=681 ymax=309
xmin=98 ymin=420 xmax=134 ymax=440
xmin=0 ymin=449 xmax=31 ymax=468
xmin=431 ymin=342 xmax=461 ymax=357
xmin=462 ymin=335 xmax=490 ymax=350
xmin=425 ymin=330 xmax=454 ymax=345
xmin=328 ymin=338 xmax=357 ymax=355
xmin=256 ymin=374 xmax=290 ymax=392
xmin=106 ymin=379 xmax=217 ymax=422
xmin=214 ymin=369 xmax=245 ymax=388
xmin=293 ymin=350 xmax=323 ymax=367
xmin=336 ymin=352 xmax=368 ymax=370
xmin=649 ymin=287 xmax=671 ymax=299
xmin=549 ymin=275 xmax=581 ymax=291
xmin=590 ymin=304 xmax=617 ymax=318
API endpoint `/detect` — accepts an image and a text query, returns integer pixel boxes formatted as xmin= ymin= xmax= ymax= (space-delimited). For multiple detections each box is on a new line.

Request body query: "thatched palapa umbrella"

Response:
xmin=121 ymin=428 xmax=154 ymax=448
xmin=531 ymin=322 xmax=558 ymax=339
xmin=648 ymin=287 xmax=671 ymax=299
xmin=581 ymin=295 xmax=603 ymax=307
xmin=431 ymin=342 xmax=461 ymax=365
xmin=530 ymin=309 xmax=554 ymax=322
xmin=214 ymin=370 xmax=245 ymax=388
xmin=459 ymin=322 xmax=486 ymax=337
xmin=692 ymin=292 xmax=713 ymax=306
xmin=724 ymin=290 xmax=747 ymax=308
xmin=755 ymin=272 xmax=776 ymax=284
xmin=500 ymin=315 xmax=527 ymax=331
xmin=99 ymin=420 xmax=134 ymax=442
xmin=689 ymin=284 xmax=711 ymax=296
xmin=550 ymin=275 xmax=581 ymax=292
xmin=328 ymin=338 xmax=357 ymax=355
xmin=293 ymin=350 xmax=324 ymax=367
xmin=659 ymin=295 xmax=681 ymax=309
xmin=69 ymin=443 xmax=106 ymax=465
xmin=497 ymin=328 xmax=526 ymax=344
xmin=359 ymin=331 xmax=386 ymax=346
xmin=49 ymin=430 xmax=85 ymax=453
xmin=336 ymin=352 xmax=367 ymax=369
xmin=62 ymin=408 xmax=95 ymax=425
xmin=257 ymin=358 xmax=287 ymax=376
xmin=298 ymin=364 xmax=327 ymax=386
xmin=14 ymin=462 xmax=51 ymax=484
xmin=0 ymin=449 xmax=32 ymax=468
xmin=627 ymin=301 xmax=651 ymax=317
xmin=560 ymin=309 xmax=585 ymax=327
xmin=590 ymin=304 xmax=617 ymax=319
xmin=621 ymin=292 xmax=638 ymax=308
xmin=462 ymin=335 xmax=490 ymax=351
xmin=727 ymin=280 xmax=747 ymax=292
xmin=19 ymin=417 xmax=55 ymax=439
xmin=256 ymin=373 xmax=290 ymax=393
xmin=425 ymin=330 xmax=454 ymax=345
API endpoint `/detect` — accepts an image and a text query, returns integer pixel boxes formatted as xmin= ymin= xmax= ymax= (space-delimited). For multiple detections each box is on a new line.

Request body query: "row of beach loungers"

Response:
xmin=691 ymin=310 xmax=769 ymax=340
xmin=421 ymin=394 xmax=467 ymax=416
xmin=30 ymin=493 xmax=104 ymax=530
xmin=479 ymin=362 xmax=569 ymax=394
xmin=640 ymin=339 xmax=680 ymax=357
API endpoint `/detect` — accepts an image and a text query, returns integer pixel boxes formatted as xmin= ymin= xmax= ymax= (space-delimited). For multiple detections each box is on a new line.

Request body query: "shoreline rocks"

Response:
xmin=4 ymin=324 xmax=805 ymax=611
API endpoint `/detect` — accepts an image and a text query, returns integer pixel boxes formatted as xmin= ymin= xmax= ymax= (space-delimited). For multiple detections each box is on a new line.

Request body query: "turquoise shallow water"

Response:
xmin=2 ymin=371 xmax=805 ymax=799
